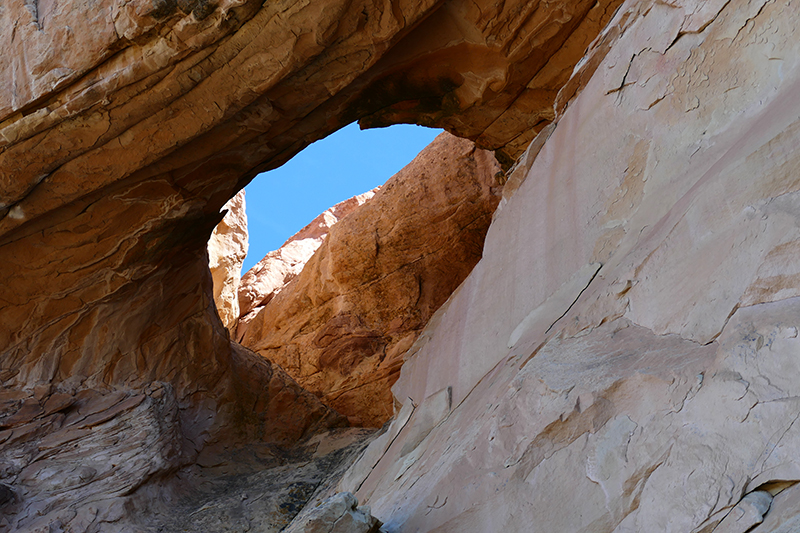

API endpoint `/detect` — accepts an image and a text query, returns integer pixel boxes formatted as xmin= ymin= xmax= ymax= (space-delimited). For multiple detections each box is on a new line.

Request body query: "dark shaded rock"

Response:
xmin=0 ymin=484 xmax=15 ymax=508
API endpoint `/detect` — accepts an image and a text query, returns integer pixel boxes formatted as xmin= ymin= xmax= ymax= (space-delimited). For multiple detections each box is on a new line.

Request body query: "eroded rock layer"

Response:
xmin=239 ymin=132 xmax=501 ymax=427
xmin=0 ymin=0 xmax=621 ymax=455
xmin=237 ymin=189 xmax=378 ymax=324
xmin=0 ymin=0 xmax=622 ymax=527
xmin=336 ymin=0 xmax=800 ymax=530
xmin=8 ymin=0 xmax=800 ymax=529
xmin=208 ymin=189 xmax=248 ymax=333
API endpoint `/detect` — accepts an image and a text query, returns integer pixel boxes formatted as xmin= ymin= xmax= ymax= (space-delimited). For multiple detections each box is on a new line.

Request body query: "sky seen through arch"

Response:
xmin=242 ymin=123 xmax=443 ymax=273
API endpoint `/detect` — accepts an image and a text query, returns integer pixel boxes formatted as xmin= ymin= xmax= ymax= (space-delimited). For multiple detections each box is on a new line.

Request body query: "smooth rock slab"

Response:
xmin=208 ymin=190 xmax=248 ymax=334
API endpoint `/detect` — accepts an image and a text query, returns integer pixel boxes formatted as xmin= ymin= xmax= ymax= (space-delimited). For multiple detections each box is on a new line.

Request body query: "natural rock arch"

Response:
xmin=8 ymin=0 xmax=800 ymax=531
xmin=0 ymin=0 xmax=622 ymax=445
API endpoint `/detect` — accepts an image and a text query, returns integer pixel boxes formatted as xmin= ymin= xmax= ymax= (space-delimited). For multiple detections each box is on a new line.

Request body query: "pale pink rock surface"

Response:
xmin=208 ymin=190 xmax=248 ymax=333
xmin=339 ymin=0 xmax=800 ymax=530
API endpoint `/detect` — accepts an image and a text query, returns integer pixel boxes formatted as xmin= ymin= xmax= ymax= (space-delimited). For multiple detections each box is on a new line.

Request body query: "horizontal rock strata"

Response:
xmin=9 ymin=0 xmax=800 ymax=528
xmin=0 ymin=0 xmax=622 ymax=527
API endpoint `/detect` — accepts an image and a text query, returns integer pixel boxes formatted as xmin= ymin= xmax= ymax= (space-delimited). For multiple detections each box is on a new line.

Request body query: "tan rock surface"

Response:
xmin=239 ymin=132 xmax=501 ymax=427
xmin=283 ymin=492 xmax=381 ymax=533
xmin=0 ymin=0 xmax=620 ymax=447
xmin=0 ymin=0 xmax=621 ymax=527
xmin=237 ymin=189 xmax=377 ymax=322
xmin=337 ymin=0 xmax=800 ymax=530
xmin=208 ymin=190 xmax=248 ymax=333
xmin=13 ymin=0 xmax=800 ymax=528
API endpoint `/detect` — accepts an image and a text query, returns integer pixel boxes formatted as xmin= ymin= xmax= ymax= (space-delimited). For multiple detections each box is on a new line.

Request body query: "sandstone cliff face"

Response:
xmin=0 ymin=0 xmax=618 ymax=450
xmin=336 ymin=0 xmax=800 ymax=530
xmin=9 ymin=0 xmax=800 ymax=529
xmin=0 ymin=0 xmax=621 ymax=528
xmin=208 ymin=190 xmax=248 ymax=333
xmin=237 ymin=189 xmax=377 ymax=325
xmin=238 ymin=132 xmax=501 ymax=427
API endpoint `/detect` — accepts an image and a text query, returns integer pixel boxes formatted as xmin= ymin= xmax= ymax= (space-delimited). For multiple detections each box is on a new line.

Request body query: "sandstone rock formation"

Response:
xmin=334 ymin=0 xmax=800 ymax=530
xmin=208 ymin=190 xmax=248 ymax=333
xmin=0 ymin=345 xmax=347 ymax=532
xmin=1 ymin=0 xmax=620 ymax=527
xmin=283 ymin=492 xmax=382 ymax=533
xmin=0 ymin=0 xmax=618 ymax=467
xmin=238 ymin=132 xmax=501 ymax=427
xmin=237 ymin=189 xmax=377 ymax=324
xmin=10 ymin=0 xmax=800 ymax=529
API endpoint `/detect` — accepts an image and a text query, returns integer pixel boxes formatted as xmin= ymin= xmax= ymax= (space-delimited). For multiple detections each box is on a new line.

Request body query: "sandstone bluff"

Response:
xmin=4 ymin=0 xmax=800 ymax=531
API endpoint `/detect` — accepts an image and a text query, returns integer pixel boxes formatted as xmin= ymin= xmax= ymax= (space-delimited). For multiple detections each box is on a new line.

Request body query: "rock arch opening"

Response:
xmin=209 ymin=123 xmax=504 ymax=427
xmin=0 ymin=0 xmax=626 ymax=528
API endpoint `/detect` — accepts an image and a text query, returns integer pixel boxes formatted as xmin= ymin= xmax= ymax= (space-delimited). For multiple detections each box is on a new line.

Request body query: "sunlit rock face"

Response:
xmin=237 ymin=132 xmax=502 ymax=427
xmin=237 ymin=189 xmax=378 ymax=326
xmin=208 ymin=190 xmax=248 ymax=334
xmin=336 ymin=0 xmax=800 ymax=530
xmin=0 ymin=0 xmax=622 ymax=431
xmin=12 ymin=0 xmax=800 ymax=529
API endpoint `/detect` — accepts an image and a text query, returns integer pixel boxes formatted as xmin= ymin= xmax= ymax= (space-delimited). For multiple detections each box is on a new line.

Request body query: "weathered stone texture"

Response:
xmin=338 ymin=0 xmax=800 ymax=530
xmin=0 ymin=0 xmax=620 ymax=449
xmin=0 ymin=0 xmax=624 ymax=526
xmin=208 ymin=189 xmax=248 ymax=333
xmin=12 ymin=0 xmax=800 ymax=528
xmin=283 ymin=492 xmax=382 ymax=533
xmin=238 ymin=132 xmax=501 ymax=427
xmin=237 ymin=189 xmax=377 ymax=324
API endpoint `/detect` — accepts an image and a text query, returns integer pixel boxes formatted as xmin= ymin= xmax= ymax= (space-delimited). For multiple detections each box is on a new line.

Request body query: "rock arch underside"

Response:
xmin=4 ymin=0 xmax=800 ymax=530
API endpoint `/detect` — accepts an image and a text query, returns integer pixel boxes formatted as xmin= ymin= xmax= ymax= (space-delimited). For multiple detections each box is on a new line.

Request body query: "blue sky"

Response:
xmin=242 ymin=123 xmax=443 ymax=273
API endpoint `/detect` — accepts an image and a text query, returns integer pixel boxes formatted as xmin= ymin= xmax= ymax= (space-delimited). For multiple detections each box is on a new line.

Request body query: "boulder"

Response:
xmin=283 ymin=492 xmax=382 ymax=533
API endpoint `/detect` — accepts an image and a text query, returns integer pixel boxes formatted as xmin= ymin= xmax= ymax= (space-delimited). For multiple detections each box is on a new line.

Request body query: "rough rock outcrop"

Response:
xmin=0 ymin=0 xmax=620 ymax=480
xmin=0 ymin=344 xmax=346 ymax=532
xmin=334 ymin=0 xmax=800 ymax=530
xmin=238 ymin=132 xmax=501 ymax=427
xmin=145 ymin=428 xmax=377 ymax=533
xmin=237 ymin=189 xmax=377 ymax=322
xmin=283 ymin=492 xmax=381 ymax=533
xmin=11 ymin=0 xmax=800 ymax=529
xmin=208 ymin=190 xmax=248 ymax=333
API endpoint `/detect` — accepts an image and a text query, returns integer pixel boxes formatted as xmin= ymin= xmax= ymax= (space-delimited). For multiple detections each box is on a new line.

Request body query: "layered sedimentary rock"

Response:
xmin=0 ymin=344 xmax=347 ymax=532
xmin=0 ymin=0 xmax=620 ymax=452
xmin=237 ymin=189 xmax=377 ymax=323
xmin=239 ymin=132 xmax=501 ymax=427
xmin=10 ymin=0 xmax=800 ymax=529
xmin=208 ymin=190 xmax=248 ymax=333
xmin=0 ymin=0 xmax=622 ymax=528
xmin=336 ymin=0 xmax=800 ymax=530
